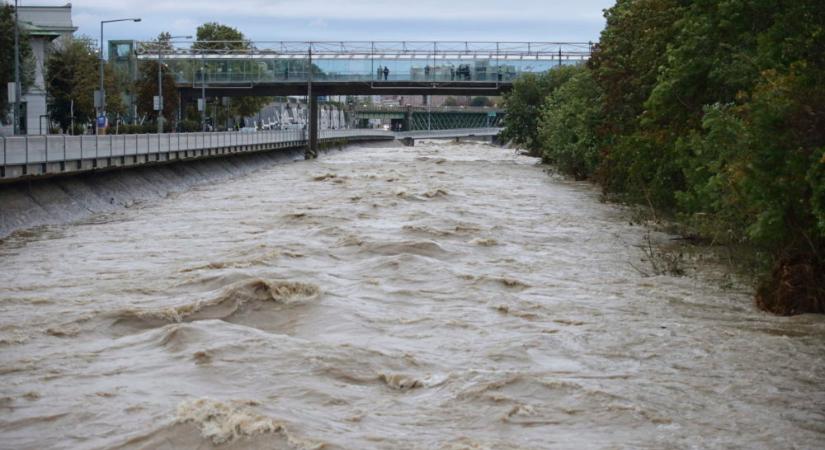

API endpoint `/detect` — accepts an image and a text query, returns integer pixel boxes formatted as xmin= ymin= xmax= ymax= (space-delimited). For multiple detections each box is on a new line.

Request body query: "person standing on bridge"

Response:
xmin=383 ymin=66 xmax=390 ymax=81
xmin=450 ymin=65 xmax=455 ymax=81
xmin=377 ymin=66 xmax=383 ymax=80
xmin=425 ymin=65 xmax=431 ymax=79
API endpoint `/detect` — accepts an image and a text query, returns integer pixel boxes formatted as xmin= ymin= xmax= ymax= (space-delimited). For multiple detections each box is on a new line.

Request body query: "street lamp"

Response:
xmin=157 ymin=35 xmax=191 ymax=134
xmin=12 ymin=0 xmax=20 ymax=135
xmin=98 ymin=17 xmax=141 ymax=135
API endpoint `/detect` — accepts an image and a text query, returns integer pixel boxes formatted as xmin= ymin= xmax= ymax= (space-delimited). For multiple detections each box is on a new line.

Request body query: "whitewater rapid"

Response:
xmin=0 ymin=141 xmax=823 ymax=449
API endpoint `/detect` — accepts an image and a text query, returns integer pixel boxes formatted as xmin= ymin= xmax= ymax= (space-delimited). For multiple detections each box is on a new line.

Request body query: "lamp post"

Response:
xmin=199 ymin=60 xmax=207 ymax=132
xmin=157 ymin=35 xmax=191 ymax=134
xmin=12 ymin=0 xmax=20 ymax=135
xmin=98 ymin=17 xmax=141 ymax=135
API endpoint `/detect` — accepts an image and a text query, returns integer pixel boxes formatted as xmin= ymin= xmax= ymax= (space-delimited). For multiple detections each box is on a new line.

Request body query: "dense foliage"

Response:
xmin=501 ymin=0 xmax=825 ymax=314
xmin=45 ymin=37 xmax=124 ymax=133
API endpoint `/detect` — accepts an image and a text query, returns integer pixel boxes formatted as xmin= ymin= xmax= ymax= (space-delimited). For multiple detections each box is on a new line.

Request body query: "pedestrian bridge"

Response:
xmin=132 ymin=41 xmax=591 ymax=97
xmin=353 ymin=106 xmax=505 ymax=131
xmin=0 ymin=128 xmax=501 ymax=182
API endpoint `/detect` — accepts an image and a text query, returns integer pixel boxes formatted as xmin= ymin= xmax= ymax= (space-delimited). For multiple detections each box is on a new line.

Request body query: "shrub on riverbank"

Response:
xmin=501 ymin=0 xmax=825 ymax=315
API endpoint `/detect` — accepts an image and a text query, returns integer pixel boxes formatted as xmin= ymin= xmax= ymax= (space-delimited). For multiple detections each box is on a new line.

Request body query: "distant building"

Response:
xmin=12 ymin=3 xmax=76 ymax=135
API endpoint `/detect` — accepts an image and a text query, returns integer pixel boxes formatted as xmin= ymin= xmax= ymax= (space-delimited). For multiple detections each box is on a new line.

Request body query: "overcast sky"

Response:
xmin=59 ymin=0 xmax=614 ymax=42
xmin=26 ymin=1 xmax=614 ymax=43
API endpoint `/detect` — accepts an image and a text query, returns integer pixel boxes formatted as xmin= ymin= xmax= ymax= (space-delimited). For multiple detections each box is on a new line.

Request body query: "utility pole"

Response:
xmin=13 ymin=0 xmax=20 ymax=135
xmin=98 ymin=22 xmax=104 ymax=135
xmin=157 ymin=44 xmax=163 ymax=134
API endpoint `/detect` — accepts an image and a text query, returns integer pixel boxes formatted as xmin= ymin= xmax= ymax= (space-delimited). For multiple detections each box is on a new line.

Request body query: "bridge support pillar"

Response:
xmin=306 ymin=95 xmax=319 ymax=159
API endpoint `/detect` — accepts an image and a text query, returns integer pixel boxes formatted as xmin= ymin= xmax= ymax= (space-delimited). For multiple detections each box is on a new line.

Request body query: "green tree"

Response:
xmin=0 ymin=4 xmax=34 ymax=121
xmin=499 ymin=66 xmax=578 ymax=155
xmin=132 ymin=32 xmax=181 ymax=129
xmin=134 ymin=60 xmax=180 ymax=128
xmin=46 ymin=37 xmax=99 ymax=132
xmin=587 ymin=0 xmax=686 ymax=204
xmin=193 ymin=22 xmax=269 ymax=127
xmin=538 ymin=66 xmax=604 ymax=180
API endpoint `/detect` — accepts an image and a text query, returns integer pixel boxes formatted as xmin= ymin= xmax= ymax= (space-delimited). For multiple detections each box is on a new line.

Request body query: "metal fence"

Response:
xmin=0 ymin=129 xmax=401 ymax=166
xmin=0 ymin=128 xmax=501 ymax=167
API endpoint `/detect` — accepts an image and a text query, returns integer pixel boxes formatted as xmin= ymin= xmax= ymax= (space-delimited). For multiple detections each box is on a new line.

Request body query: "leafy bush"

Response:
xmin=538 ymin=67 xmax=603 ymax=179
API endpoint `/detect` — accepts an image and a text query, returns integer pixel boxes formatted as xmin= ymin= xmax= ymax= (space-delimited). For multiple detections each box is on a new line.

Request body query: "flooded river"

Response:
xmin=0 ymin=141 xmax=823 ymax=449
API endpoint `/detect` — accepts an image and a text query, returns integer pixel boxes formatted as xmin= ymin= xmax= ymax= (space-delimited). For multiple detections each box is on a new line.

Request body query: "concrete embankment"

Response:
xmin=0 ymin=147 xmax=315 ymax=239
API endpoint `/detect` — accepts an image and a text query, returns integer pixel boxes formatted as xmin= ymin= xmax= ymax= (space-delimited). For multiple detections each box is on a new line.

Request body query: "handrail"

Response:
xmin=0 ymin=128 xmax=498 ymax=169
xmin=0 ymin=129 xmax=390 ymax=167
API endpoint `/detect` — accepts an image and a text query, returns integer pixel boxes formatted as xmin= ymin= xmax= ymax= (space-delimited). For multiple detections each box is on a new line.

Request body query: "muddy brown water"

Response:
xmin=0 ymin=141 xmax=823 ymax=449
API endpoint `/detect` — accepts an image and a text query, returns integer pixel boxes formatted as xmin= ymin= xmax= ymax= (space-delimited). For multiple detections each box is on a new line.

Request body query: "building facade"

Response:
xmin=12 ymin=3 xmax=76 ymax=135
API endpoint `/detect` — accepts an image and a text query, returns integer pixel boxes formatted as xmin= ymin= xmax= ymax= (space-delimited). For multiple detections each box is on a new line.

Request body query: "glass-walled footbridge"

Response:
xmin=130 ymin=41 xmax=592 ymax=96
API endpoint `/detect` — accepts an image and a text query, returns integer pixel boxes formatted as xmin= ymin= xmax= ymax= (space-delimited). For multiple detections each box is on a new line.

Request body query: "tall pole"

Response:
xmin=98 ymin=22 xmax=104 ymax=135
xmin=13 ymin=0 xmax=21 ymax=135
xmin=201 ymin=54 xmax=206 ymax=131
xmin=157 ymin=45 xmax=163 ymax=133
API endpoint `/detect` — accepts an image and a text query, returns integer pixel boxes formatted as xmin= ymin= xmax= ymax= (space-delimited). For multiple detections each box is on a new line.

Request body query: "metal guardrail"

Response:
xmin=0 ymin=128 xmax=498 ymax=172
xmin=0 ymin=129 xmax=401 ymax=166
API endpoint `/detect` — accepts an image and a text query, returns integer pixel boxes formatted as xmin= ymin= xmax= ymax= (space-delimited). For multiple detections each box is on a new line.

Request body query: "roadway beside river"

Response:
xmin=0 ymin=140 xmax=823 ymax=449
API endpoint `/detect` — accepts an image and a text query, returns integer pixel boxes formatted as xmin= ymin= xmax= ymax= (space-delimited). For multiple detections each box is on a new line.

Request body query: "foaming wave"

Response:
xmin=110 ymin=279 xmax=321 ymax=335
xmin=175 ymin=398 xmax=324 ymax=449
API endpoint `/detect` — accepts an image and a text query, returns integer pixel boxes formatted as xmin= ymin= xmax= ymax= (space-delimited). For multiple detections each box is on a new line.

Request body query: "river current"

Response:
xmin=0 ymin=141 xmax=823 ymax=449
